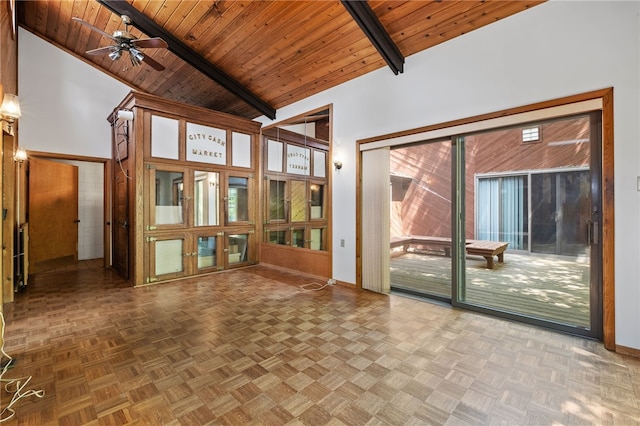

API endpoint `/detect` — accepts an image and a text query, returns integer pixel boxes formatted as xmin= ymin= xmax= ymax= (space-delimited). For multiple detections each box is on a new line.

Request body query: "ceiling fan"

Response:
xmin=73 ymin=14 xmax=168 ymax=71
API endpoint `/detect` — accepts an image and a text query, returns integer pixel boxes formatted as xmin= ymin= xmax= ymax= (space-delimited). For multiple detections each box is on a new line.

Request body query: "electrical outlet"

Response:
xmin=340 ymin=239 xmax=345 ymax=248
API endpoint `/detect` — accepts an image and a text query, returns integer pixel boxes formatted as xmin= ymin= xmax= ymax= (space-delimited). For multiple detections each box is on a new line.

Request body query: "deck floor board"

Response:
xmin=391 ymin=252 xmax=590 ymax=327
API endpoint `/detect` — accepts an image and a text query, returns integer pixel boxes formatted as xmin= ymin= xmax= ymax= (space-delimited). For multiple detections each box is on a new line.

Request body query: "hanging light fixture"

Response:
xmin=108 ymin=49 xmax=122 ymax=61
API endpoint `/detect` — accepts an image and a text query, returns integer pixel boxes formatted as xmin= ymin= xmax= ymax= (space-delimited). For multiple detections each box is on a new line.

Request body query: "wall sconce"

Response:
xmin=14 ymin=147 xmax=27 ymax=162
xmin=333 ymin=159 xmax=343 ymax=170
xmin=1 ymin=93 xmax=22 ymax=133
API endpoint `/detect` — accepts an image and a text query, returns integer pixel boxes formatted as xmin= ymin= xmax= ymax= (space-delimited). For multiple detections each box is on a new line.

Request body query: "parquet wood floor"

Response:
xmin=1 ymin=264 xmax=639 ymax=425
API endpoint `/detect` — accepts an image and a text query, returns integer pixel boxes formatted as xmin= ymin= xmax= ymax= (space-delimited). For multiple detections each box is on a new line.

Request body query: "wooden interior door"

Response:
xmin=28 ymin=157 xmax=79 ymax=266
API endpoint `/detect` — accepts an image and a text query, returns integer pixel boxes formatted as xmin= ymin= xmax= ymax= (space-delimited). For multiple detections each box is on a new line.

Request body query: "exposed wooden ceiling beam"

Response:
xmin=341 ymin=0 xmax=404 ymax=75
xmin=97 ymin=0 xmax=276 ymax=119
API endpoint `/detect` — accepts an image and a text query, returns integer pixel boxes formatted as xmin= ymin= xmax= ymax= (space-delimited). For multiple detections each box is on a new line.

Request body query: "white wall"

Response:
xmin=18 ymin=29 xmax=128 ymax=264
xmin=257 ymin=1 xmax=640 ymax=350
xmin=19 ymin=1 xmax=640 ymax=350
xmin=18 ymin=29 xmax=130 ymax=158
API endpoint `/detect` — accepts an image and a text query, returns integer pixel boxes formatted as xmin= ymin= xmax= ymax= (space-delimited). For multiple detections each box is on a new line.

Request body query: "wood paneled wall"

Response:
xmin=1 ymin=0 xmax=20 ymax=308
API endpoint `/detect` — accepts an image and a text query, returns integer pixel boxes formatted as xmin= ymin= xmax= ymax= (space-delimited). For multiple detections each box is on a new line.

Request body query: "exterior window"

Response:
xmin=477 ymin=175 xmax=528 ymax=250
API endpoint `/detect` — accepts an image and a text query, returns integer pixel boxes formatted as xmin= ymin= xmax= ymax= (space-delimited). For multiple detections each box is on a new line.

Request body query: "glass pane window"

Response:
xmin=286 ymin=144 xmax=310 ymax=175
xmin=155 ymin=171 xmax=184 ymax=224
xmin=313 ymin=150 xmax=326 ymax=178
xmin=267 ymin=230 xmax=287 ymax=245
xmin=268 ymin=140 xmax=284 ymax=172
xmin=477 ymin=175 xmax=528 ymax=250
xmin=290 ymin=180 xmax=307 ymax=222
xmin=194 ymin=171 xmax=220 ymax=226
xmin=389 ymin=141 xmax=452 ymax=299
xmin=292 ymin=229 xmax=305 ymax=248
xmin=228 ymin=234 xmax=248 ymax=264
xmin=151 ymin=116 xmax=179 ymax=160
xmin=155 ymin=239 xmax=183 ymax=275
xmin=269 ymin=180 xmax=286 ymax=221
xmin=310 ymin=184 xmax=324 ymax=219
xmin=310 ymin=228 xmax=323 ymax=250
xmin=462 ymin=114 xmax=594 ymax=331
xmin=197 ymin=236 xmax=217 ymax=269
xmin=232 ymin=132 xmax=252 ymax=168
xmin=228 ymin=177 xmax=249 ymax=222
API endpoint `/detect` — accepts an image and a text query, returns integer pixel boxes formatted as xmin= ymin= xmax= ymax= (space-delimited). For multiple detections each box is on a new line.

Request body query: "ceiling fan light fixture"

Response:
xmin=108 ymin=49 xmax=122 ymax=61
xmin=129 ymin=48 xmax=144 ymax=66
xmin=73 ymin=14 xmax=168 ymax=71
xmin=132 ymin=49 xmax=144 ymax=62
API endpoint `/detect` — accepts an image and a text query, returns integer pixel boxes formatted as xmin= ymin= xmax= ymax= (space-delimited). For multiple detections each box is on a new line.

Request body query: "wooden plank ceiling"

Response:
xmin=17 ymin=0 xmax=544 ymax=120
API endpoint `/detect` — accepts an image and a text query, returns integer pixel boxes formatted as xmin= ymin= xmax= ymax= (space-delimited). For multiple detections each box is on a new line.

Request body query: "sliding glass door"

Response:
xmin=389 ymin=140 xmax=452 ymax=301
xmin=458 ymin=113 xmax=601 ymax=335
xmin=387 ymin=112 xmax=602 ymax=338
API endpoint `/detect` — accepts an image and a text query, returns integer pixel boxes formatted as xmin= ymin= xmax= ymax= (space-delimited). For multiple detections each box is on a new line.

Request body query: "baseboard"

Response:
xmin=616 ymin=344 xmax=640 ymax=359
xmin=333 ymin=279 xmax=355 ymax=289
xmin=257 ymin=262 xmax=329 ymax=283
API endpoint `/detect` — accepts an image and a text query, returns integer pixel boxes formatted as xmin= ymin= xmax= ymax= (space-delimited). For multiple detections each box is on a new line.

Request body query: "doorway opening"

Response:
xmin=26 ymin=153 xmax=111 ymax=276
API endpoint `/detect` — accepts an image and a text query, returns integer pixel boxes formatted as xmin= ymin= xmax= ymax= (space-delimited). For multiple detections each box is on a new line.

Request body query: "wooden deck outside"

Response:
xmin=390 ymin=251 xmax=590 ymax=328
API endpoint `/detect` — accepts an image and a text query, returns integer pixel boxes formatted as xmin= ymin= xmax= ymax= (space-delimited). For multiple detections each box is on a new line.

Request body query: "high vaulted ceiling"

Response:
xmin=18 ymin=0 xmax=544 ymax=120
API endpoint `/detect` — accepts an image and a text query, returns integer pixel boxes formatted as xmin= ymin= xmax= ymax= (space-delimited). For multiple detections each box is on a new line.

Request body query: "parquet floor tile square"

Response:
xmin=1 ymin=263 xmax=639 ymax=425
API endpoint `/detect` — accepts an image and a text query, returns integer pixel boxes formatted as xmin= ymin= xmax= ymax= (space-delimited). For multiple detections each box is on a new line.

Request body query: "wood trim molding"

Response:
xmin=601 ymin=88 xmax=615 ymax=350
xmin=359 ymin=88 xmax=613 ymax=145
xmin=356 ymin=88 xmax=615 ymax=349
xmin=615 ymin=345 xmax=640 ymax=359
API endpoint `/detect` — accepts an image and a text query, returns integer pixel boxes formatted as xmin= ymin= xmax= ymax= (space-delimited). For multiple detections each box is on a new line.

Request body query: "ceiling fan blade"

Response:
xmin=85 ymin=46 xmax=115 ymax=56
xmin=140 ymin=54 xmax=166 ymax=71
xmin=132 ymin=37 xmax=168 ymax=49
xmin=72 ymin=17 xmax=115 ymax=41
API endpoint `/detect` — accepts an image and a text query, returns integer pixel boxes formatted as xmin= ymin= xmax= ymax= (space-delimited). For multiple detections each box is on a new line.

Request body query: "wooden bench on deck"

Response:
xmin=390 ymin=236 xmax=509 ymax=269
xmin=465 ymin=240 xmax=509 ymax=269
xmin=390 ymin=235 xmax=453 ymax=257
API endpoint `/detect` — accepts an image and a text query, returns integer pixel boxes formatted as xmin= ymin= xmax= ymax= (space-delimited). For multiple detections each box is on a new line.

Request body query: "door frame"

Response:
xmin=27 ymin=151 xmax=113 ymax=269
xmin=357 ymin=88 xmax=615 ymax=350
